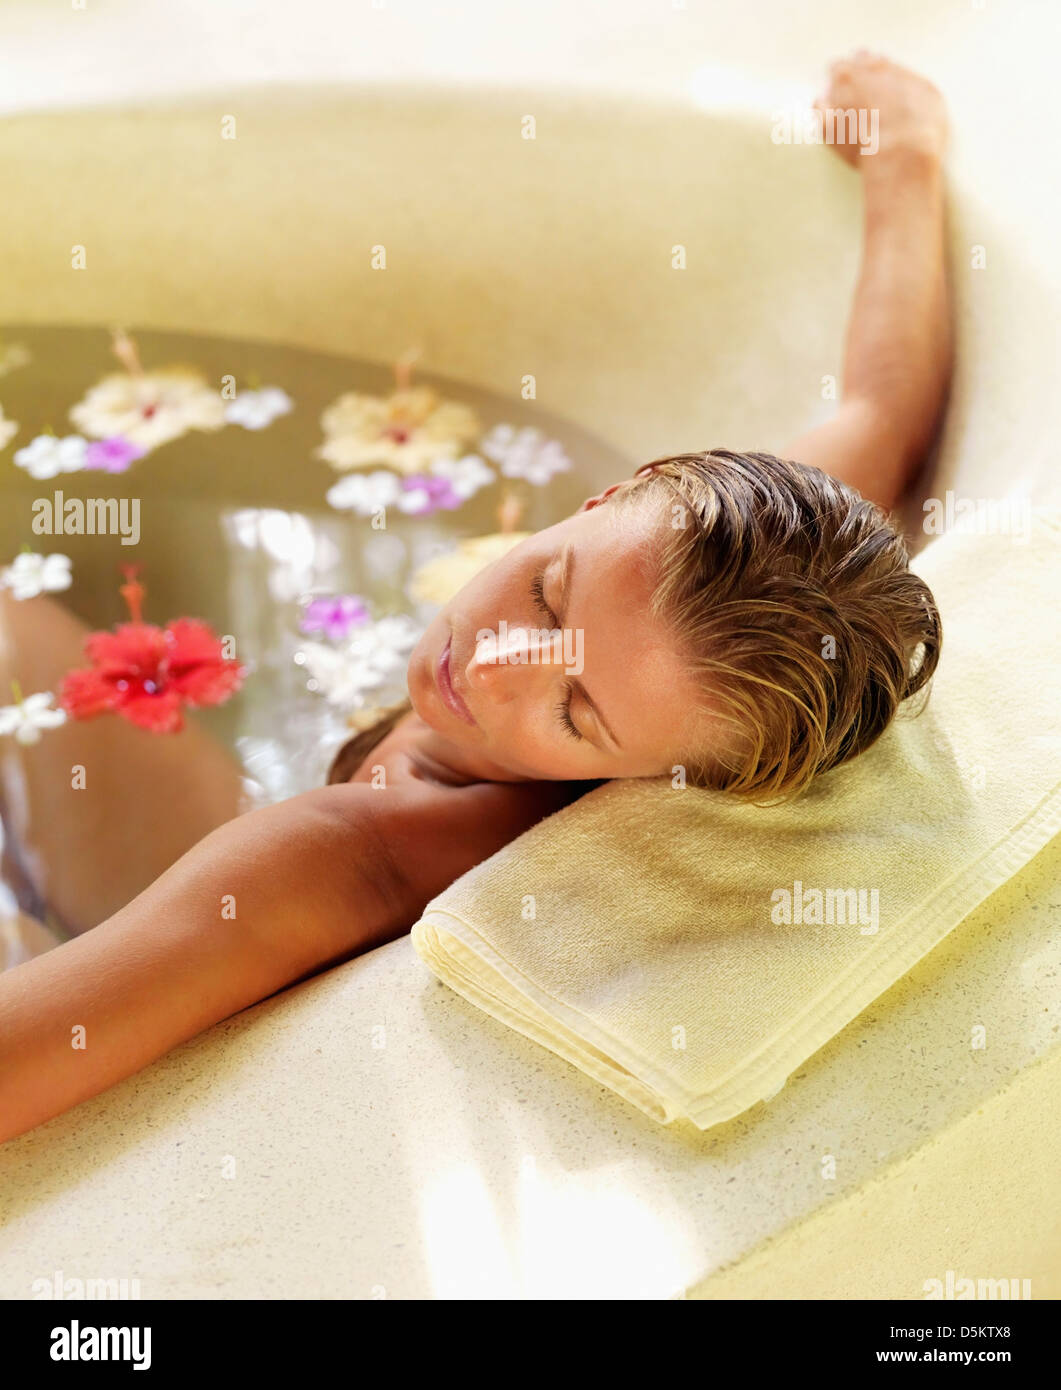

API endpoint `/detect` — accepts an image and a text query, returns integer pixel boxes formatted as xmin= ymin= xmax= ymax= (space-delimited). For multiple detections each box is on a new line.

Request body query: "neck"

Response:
xmin=406 ymin=718 xmax=531 ymax=786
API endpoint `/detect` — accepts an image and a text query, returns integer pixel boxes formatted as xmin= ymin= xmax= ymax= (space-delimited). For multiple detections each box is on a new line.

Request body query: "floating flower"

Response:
xmin=348 ymin=615 xmax=421 ymax=685
xmin=298 ymin=614 xmax=420 ymax=707
xmin=69 ymin=368 xmax=226 ymax=452
xmin=343 ymin=703 xmax=393 ymax=733
xmin=84 ymin=436 xmax=147 ymax=473
xmin=315 ymin=385 xmax=481 ymax=475
xmin=298 ymin=643 xmax=374 ymax=708
xmin=408 ymin=531 xmax=533 ymax=605
xmin=428 ymin=452 xmax=497 ymax=500
xmin=1 ymin=551 xmax=73 ymax=600
xmin=396 ymin=474 xmax=464 ymax=515
xmin=0 ymin=407 xmax=17 ymax=450
xmin=58 ymin=569 xmax=244 ymax=734
xmin=225 ymin=386 xmax=294 ymax=430
xmin=480 ymin=424 xmax=572 ymax=485
xmin=299 ymin=595 xmax=371 ymax=642
xmin=326 ymin=470 xmax=403 ymax=516
xmin=0 ymin=687 xmax=66 ymax=745
xmin=13 ymin=433 xmax=88 ymax=479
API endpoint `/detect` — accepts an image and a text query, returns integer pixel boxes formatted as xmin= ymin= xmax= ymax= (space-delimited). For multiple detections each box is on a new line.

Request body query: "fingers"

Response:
xmin=826 ymin=48 xmax=890 ymax=89
xmin=821 ymin=49 xmax=901 ymax=105
xmin=831 ymin=48 xmax=886 ymax=71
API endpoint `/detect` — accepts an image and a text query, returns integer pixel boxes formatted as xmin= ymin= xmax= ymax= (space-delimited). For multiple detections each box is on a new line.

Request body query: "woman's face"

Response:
xmin=406 ymin=488 xmax=716 ymax=782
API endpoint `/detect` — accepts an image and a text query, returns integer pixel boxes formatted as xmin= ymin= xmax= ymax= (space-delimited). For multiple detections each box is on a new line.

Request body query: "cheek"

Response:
xmin=489 ymin=705 xmax=622 ymax=780
xmin=473 ymin=695 xmax=569 ymax=776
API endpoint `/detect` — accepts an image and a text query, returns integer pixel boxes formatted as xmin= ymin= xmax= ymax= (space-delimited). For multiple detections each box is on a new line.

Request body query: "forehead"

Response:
xmin=556 ymin=503 xmax=703 ymax=764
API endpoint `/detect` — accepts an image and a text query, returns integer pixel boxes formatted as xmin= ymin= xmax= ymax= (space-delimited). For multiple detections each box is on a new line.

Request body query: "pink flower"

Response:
xmin=398 ymin=474 xmax=463 ymax=515
xmin=299 ymin=595 xmax=371 ymax=642
xmin=84 ymin=436 xmax=147 ymax=473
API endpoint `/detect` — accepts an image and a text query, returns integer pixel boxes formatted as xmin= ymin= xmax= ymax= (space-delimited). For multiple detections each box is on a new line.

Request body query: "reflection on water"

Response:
xmin=220 ymin=501 xmax=470 ymax=802
xmin=0 ymin=324 xmax=633 ymax=809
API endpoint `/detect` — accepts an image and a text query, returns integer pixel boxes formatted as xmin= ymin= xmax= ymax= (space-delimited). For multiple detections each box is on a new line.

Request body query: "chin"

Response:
xmin=407 ymin=681 xmax=444 ymax=734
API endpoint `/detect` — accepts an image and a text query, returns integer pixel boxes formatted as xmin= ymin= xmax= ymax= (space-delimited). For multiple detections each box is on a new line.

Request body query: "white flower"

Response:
xmin=395 ymin=483 xmax=436 ymax=515
xmin=224 ymin=387 xmax=294 ymax=430
xmin=480 ymin=424 xmax=521 ymax=461
xmin=359 ymin=615 xmax=421 ymax=668
xmin=0 ymin=692 xmax=67 ymax=745
xmin=69 ymin=369 xmax=226 ymax=451
xmin=480 ymin=424 xmax=572 ymax=486
xmin=428 ymin=452 xmax=496 ymax=499
xmin=299 ymin=614 xmax=421 ymax=707
xmin=0 ymin=407 xmax=17 ymax=449
xmin=298 ymin=642 xmax=372 ymax=707
xmin=13 ymin=434 xmax=88 ymax=479
xmin=1 ymin=552 xmax=73 ymax=600
xmin=326 ymin=470 xmax=403 ymax=515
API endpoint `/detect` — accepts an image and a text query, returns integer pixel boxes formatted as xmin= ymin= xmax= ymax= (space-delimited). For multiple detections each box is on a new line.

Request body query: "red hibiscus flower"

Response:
xmin=59 ymin=568 xmax=244 ymax=733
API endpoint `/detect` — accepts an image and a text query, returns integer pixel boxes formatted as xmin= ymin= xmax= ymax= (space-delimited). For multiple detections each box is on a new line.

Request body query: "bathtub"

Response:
xmin=0 ymin=78 xmax=1058 ymax=1299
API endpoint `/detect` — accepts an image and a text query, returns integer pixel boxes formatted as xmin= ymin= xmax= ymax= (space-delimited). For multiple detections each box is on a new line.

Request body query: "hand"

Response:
xmin=814 ymin=51 xmax=947 ymax=168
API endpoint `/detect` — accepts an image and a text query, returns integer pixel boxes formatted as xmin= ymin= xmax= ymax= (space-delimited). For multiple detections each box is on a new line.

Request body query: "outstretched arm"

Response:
xmin=0 ymin=766 xmax=574 ymax=1144
xmin=784 ymin=52 xmax=952 ymax=512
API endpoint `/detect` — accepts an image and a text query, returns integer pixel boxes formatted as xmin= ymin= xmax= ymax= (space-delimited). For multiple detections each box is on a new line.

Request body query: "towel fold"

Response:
xmin=412 ymin=510 xmax=1061 ymax=1128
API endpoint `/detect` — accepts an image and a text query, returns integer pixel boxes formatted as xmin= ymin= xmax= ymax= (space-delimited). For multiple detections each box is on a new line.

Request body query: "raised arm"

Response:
xmin=0 ymin=766 xmax=574 ymax=1144
xmin=784 ymin=52 xmax=952 ymax=511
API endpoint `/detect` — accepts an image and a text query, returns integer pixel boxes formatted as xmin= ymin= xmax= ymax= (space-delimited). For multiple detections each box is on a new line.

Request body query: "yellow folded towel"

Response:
xmin=412 ymin=510 xmax=1061 ymax=1128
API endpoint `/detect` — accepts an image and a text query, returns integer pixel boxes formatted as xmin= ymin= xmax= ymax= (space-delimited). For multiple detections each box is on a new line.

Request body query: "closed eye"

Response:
xmin=556 ymin=680 xmax=583 ymax=741
xmin=530 ymin=569 xmax=555 ymax=624
xmin=531 ymin=568 xmax=583 ymax=742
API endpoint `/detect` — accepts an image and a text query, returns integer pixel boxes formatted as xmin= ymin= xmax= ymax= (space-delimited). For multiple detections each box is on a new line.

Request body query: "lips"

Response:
xmin=437 ymin=635 xmax=477 ymax=725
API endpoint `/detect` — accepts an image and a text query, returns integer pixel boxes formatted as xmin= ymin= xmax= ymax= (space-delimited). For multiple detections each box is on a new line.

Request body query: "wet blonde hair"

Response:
xmin=615 ymin=448 xmax=942 ymax=801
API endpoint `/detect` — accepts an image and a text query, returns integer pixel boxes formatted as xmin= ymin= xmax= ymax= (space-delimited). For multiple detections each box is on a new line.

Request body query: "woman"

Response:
xmin=0 ymin=52 xmax=951 ymax=1142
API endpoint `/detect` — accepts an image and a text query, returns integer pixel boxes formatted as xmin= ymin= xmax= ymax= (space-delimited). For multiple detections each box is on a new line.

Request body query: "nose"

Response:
xmin=464 ymin=626 xmax=559 ymax=704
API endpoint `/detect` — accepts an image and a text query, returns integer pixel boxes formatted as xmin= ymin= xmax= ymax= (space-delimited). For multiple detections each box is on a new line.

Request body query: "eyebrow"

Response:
xmin=552 ymin=541 xmax=624 ymax=751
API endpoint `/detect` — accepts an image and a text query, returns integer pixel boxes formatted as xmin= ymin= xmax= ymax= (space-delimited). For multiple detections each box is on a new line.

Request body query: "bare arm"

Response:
xmin=784 ymin=53 xmax=952 ymax=511
xmin=0 ymin=769 xmax=574 ymax=1144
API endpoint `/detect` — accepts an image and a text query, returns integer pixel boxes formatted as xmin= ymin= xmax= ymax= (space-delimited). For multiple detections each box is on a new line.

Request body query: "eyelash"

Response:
xmin=530 ymin=569 xmax=583 ymax=742
xmin=529 ymin=570 xmax=554 ymax=622
xmin=555 ymin=683 xmax=583 ymax=742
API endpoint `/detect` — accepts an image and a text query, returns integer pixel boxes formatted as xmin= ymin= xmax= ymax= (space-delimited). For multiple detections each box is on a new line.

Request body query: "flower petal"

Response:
xmin=164 ymin=619 xmax=244 ymax=706
xmin=115 ymin=687 xmax=185 ymax=733
xmin=84 ymin=623 xmax=168 ymax=674
xmin=58 ymin=668 xmax=123 ymax=719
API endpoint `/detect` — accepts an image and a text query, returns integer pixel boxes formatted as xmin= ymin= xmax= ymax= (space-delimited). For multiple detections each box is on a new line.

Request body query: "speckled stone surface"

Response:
xmin=0 ymin=837 xmax=1056 ymax=1298
xmin=1 ymin=4 xmax=1059 ymax=1296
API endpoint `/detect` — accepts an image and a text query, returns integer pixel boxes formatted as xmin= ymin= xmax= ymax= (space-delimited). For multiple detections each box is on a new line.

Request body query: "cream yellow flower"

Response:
xmin=408 ymin=531 xmax=532 ymax=605
xmin=69 ymin=367 xmax=226 ymax=451
xmin=315 ymin=386 xmax=481 ymax=475
xmin=0 ymin=407 xmax=17 ymax=450
xmin=344 ymin=703 xmax=391 ymax=733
